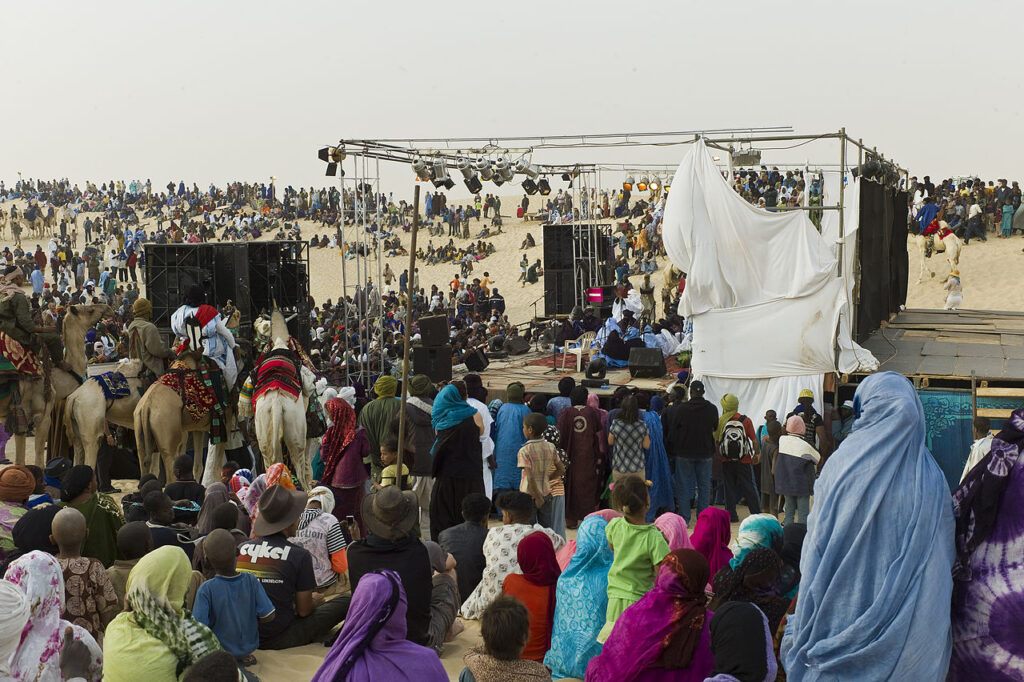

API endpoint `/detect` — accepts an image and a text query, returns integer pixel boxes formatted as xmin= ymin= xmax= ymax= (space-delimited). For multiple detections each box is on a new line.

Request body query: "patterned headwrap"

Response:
xmin=321 ymin=398 xmax=358 ymax=484
xmin=266 ymin=463 xmax=296 ymax=490
xmin=125 ymin=546 xmax=221 ymax=673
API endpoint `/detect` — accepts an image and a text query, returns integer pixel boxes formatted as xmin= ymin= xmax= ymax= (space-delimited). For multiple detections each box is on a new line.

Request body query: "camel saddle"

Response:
xmin=251 ymin=349 xmax=302 ymax=407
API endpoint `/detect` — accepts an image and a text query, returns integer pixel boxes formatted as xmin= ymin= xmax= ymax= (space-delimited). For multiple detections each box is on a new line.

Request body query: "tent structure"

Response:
xmin=662 ymin=138 xmax=878 ymax=429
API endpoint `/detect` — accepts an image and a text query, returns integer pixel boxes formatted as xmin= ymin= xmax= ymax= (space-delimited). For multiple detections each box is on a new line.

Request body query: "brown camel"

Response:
xmin=64 ymin=359 xmax=145 ymax=471
xmin=0 ymin=303 xmax=113 ymax=467
xmin=133 ymin=351 xmax=235 ymax=484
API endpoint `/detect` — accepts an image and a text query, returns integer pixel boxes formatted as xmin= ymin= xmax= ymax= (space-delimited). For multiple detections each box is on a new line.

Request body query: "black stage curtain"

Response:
xmin=856 ymin=183 xmax=908 ymax=342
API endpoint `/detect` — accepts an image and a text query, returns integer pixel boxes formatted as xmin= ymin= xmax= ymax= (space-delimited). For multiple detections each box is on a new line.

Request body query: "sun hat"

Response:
xmin=253 ymin=485 xmax=307 ymax=536
xmin=361 ymin=486 xmax=419 ymax=541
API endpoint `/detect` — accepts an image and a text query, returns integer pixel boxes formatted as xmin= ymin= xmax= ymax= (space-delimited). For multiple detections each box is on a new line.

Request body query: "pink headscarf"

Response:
xmin=689 ymin=507 xmax=734 ymax=579
xmin=785 ymin=415 xmax=806 ymax=435
xmin=555 ymin=509 xmax=623 ymax=570
xmin=655 ymin=512 xmax=694 ymax=551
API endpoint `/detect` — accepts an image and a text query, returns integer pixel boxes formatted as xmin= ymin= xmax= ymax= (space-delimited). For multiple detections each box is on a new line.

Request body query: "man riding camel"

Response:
xmin=170 ymin=284 xmax=238 ymax=389
xmin=126 ymin=297 xmax=174 ymax=383
xmin=0 ymin=266 xmax=72 ymax=374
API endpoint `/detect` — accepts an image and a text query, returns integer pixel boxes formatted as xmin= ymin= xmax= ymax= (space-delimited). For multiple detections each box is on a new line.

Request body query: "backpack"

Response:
xmin=719 ymin=414 xmax=751 ymax=462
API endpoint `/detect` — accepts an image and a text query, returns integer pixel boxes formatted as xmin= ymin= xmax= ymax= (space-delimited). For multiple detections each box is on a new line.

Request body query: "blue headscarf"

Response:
xmin=781 ymin=372 xmax=954 ymax=681
xmin=544 ymin=516 xmax=613 ymax=678
xmin=430 ymin=384 xmax=477 ymax=432
xmin=729 ymin=513 xmax=783 ymax=570
xmin=641 ymin=410 xmax=674 ymax=522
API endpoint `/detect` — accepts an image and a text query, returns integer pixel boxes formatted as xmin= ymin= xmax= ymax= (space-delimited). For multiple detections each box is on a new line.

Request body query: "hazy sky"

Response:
xmin=4 ymin=1 xmax=1022 ymax=199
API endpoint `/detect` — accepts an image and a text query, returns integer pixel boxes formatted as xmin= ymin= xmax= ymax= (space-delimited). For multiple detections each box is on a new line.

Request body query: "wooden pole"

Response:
xmin=395 ymin=185 xmax=420 ymax=483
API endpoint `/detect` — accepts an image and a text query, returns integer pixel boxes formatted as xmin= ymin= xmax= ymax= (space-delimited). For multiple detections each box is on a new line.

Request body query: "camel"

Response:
xmin=133 ymin=350 xmax=236 ymax=485
xmin=64 ymin=359 xmax=145 ymax=470
xmin=250 ymin=310 xmax=316 ymax=490
xmin=910 ymin=229 xmax=963 ymax=283
xmin=0 ymin=303 xmax=113 ymax=467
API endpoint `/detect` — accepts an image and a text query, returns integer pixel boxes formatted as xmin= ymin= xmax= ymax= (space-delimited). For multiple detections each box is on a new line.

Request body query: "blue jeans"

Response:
xmin=784 ymin=495 xmax=810 ymax=525
xmin=537 ymin=494 xmax=566 ymax=541
xmin=672 ymin=458 xmax=711 ymax=526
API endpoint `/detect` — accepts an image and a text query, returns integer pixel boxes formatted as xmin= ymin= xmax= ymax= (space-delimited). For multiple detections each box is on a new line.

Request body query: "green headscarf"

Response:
xmin=126 ymin=546 xmax=221 ymax=673
xmin=715 ymin=393 xmax=740 ymax=441
xmin=408 ymin=374 xmax=432 ymax=397
xmin=506 ymin=381 xmax=525 ymax=404
xmin=374 ymin=375 xmax=398 ymax=399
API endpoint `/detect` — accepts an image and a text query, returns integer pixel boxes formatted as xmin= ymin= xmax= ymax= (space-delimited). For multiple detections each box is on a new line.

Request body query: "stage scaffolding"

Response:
xmin=320 ymin=128 xmax=907 ymax=375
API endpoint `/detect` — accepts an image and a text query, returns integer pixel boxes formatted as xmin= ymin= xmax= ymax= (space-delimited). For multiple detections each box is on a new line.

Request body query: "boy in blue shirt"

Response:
xmin=193 ymin=529 xmax=275 ymax=666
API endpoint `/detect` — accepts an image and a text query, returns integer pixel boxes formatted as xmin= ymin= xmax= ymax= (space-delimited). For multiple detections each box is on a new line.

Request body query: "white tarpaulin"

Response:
xmin=662 ymin=138 xmax=874 ymax=428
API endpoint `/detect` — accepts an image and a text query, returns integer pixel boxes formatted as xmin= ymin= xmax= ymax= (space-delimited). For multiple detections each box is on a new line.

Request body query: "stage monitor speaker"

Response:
xmin=507 ymin=336 xmax=531 ymax=355
xmin=464 ymin=348 xmax=489 ymax=372
xmin=413 ymin=344 xmax=453 ymax=384
xmin=544 ymin=269 xmax=576 ymax=318
xmin=418 ymin=315 xmax=450 ymax=347
xmin=543 ymin=223 xmax=575 ymax=270
xmin=628 ymin=347 xmax=666 ymax=378
xmin=582 ymin=378 xmax=606 ymax=388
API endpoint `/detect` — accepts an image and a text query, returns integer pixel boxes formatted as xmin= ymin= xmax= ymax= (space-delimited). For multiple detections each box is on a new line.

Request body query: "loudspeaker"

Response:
xmin=544 ymin=269 xmax=575 ymax=318
xmin=413 ymin=344 xmax=453 ymax=384
xmin=507 ymin=336 xmax=531 ymax=355
xmin=464 ymin=348 xmax=489 ymax=372
xmin=418 ymin=315 xmax=450 ymax=347
xmin=628 ymin=347 xmax=666 ymax=378
xmin=543 ymin=223 xmax=575 ymax=270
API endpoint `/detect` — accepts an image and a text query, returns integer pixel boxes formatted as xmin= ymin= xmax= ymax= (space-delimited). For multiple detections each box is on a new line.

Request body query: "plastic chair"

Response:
xmin=562 ymin=331 xmax=597 ymax=371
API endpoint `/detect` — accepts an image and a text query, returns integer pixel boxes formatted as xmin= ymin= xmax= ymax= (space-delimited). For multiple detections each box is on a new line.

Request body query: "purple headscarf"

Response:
xmin=312 ymin=570 xmax=447 ymax=682
xmin=655 ymin=512 xmax=694 ymax=551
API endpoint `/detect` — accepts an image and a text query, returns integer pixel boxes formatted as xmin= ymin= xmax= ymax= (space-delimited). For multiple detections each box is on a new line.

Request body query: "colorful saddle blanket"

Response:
xmin=251 ymin=352 xmax=301 ymax=406
xmin=0 ymin=332 xmax=42 ymax=378
xmin=91 ymin=371 xmax=131 ymax=400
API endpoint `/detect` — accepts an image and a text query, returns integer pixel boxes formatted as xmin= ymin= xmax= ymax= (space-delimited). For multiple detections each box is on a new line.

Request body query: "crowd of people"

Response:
xmin=1 ymin=172 xmax=1018 ymax=682
xmin=2 ymin=365 xmax=1013 ymax=681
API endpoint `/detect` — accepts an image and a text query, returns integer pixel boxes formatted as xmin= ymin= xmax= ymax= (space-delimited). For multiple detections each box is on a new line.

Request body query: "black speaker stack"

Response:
xmin=144 ymin=241 xmax=310 ymax=347
xmin=542 ymin=223 xmax=615 ymax=318
xmin=628 ymin=347 xmax=667 ymax=378
xmin=413 ymin=315 xmax=452 ymax=383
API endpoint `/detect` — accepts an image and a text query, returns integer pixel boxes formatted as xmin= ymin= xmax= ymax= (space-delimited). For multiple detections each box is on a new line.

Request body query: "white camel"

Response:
xmin=248 ymin=310 xmax=316 ymax=489
xmin=64 ymin=359 xmax=145 ymax=470
xmin=910 ymin=228 xmax=962 ymax=283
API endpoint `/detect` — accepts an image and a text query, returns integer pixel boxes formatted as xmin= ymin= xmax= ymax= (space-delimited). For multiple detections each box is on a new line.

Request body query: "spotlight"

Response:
xmin=473 ymin=158 xmax=494 ymax=181
xmin=317 ymin=146 xmax=345 ymax=163
xmin=431 ymin=159 xmax=452 ymax=188
xmin=561 ymin=172 xmax=571 ymax=182
xmin=514 ymin=158 xmax=540 ymax=179
xmin=412 ymin=158 xmax=432 ymax=182
xmin=457 ymin=157 xmax=475 ymax=180
xmin=623 ymin=175 xmax=634 ymax=191
xmin=494 ymin=156 xmax=515 ymax=183
xmin=582 ymin=355 xmax=607 ymax=387
xmin=537 ymin=178 xmax=551 ymax=195
xmin=664 ymin=176 xmax=673 ymax=193
xmin=325 ymin=162 xmax=340 ymax=177
xmin=465 ymin=176 xmax=482 ymax=193
xmin=637 ymin=175 xmax=649 ymax=192
xmin=650 ymin=179 xmax=660 ymax=191
xmin=492 ymin=173 xmax=505 ymax=188
xmin=521 ymin=178 xmax=538 ymax=195
xmin=318 ymin=147 xmax=330 ymax=162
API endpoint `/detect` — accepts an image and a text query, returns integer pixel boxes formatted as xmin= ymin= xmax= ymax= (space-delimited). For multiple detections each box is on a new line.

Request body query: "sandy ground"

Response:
xmin=3 ymin=196 xmax=1023 ymax=325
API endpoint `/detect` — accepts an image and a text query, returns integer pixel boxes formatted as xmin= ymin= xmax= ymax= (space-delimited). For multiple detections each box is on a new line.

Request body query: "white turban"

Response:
xmin=0 ymin=581 xmax=29 ymax=673
xmin=308 ymin=486 xmax=335 ymax=515
xmin=338 ymin=386 xmax=356 ymax=407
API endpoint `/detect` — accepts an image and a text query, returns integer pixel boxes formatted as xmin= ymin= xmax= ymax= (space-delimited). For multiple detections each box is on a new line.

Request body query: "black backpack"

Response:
xmin=719 ymin=414 xmax=752 ymax=462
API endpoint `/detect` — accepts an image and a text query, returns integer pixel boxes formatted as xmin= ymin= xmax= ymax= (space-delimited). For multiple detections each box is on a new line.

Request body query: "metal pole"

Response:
xmin=396 ymin=185 xmax=420 ymax=482
xmin=837 ymin=128 xmax=846 ymax=276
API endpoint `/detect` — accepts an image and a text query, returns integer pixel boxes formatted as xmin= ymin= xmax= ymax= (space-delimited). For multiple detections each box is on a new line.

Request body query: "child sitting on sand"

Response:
xmin=52 ymin=507 xmax=119 ymax=643
xmin=193 ymin=529 xmax=276 ymax=666
xmin=106 ymin=521 xmax=154 ymax=609
xmin=460 ymin=595 xmax=550 ymax=681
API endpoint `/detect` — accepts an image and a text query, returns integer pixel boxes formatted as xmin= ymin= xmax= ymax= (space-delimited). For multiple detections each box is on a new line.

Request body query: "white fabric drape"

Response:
xmin=661 ymin=139 xmax=875 ymax=429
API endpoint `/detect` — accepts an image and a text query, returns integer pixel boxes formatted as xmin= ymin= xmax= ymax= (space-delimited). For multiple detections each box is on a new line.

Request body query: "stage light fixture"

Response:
xmin=637 ymin=175 xmax=649 ymax=192
xmin=514 ymin=158 xmax=541 ymax=179
xmin=318 ymin=147 xmax=330 ymax=162
xmin=537 ymin=178 xmax=551 ymax=195
xmin=412 ymin=158 xmax=432 ymax=182
xmin=650 ymin=178 xmax=660 ymax=191
xmin=457 ymin=157 xmax=475 ymax=180
xmin=494 ymin=156 xmax=515 ymax=183
xmin=465 ymin=176 xmax=483 ymax=193
xmin=521 ymin=178 xmax=538 ymax=195
xmin=473 ymin=158 xmax=494 ymax=181
xmin=623 ymin=175 xmax=634 ymax=191
xmin=431 ymin=159 xmax=453 ymax=188
xmin=325 ymin=162 xmax=338 ymax=177
xmin=664 ymin=175 xmax=673 ymax=193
